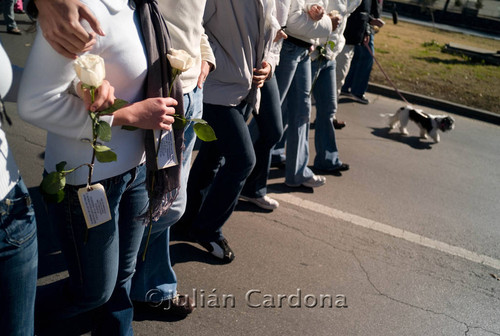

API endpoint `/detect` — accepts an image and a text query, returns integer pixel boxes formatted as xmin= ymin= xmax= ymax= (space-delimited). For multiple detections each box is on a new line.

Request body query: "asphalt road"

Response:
xmin=2 ymin=16 xmax=500 ymax=336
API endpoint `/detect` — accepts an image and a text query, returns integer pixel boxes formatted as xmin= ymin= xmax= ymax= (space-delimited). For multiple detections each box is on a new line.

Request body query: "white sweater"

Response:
xmin=19 ymin=0 xmax=147 ymax=186
xmin=285 ymin=0 xmax=333 ymax=44
xmin=0 ymin=43 xmax=19 ymax=200
xmin=313 ymin=0 xmax=362 ymax=60
xmin=158 ymin=0 xmax=215 ymax=93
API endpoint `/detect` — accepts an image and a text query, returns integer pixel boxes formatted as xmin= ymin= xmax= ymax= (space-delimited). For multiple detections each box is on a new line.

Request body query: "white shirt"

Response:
xmin=158 ymin=0 xmax=215 ymax=93
xmin=0 ymin=42 xmax=20 ymax=200
xmin=19 ymin=0 xmax=148 ymax=185
xmin=312 ymin=0 xmax=362 ymax=60
xmin=285 ymin=0 xmax=333 ymax=44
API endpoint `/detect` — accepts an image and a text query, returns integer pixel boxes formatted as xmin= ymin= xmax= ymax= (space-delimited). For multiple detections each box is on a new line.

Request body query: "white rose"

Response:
xmin=167 ymin=49 xmax=195 ymax=73
xmin=74 ymin=54 xmax=106 ymax=88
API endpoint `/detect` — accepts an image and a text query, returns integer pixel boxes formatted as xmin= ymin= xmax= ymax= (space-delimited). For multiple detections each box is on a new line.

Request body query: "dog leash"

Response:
xmin=364 ymin=42 xmax=410 ymax=106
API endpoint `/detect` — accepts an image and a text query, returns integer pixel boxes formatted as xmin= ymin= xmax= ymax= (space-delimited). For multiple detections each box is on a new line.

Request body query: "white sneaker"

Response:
xmin=285 ymin=175 xmax=326 ymax=188
xmin=239 ymin=195 xmax=279 ymax=210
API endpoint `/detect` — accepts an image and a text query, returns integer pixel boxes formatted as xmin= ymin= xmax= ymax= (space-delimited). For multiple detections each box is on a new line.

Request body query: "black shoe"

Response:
xmin=134 ymin=294 xmax=195 ymax=317
xmin=333 ymin=119 xmax=346 ymax=129
xmin=332 ymin=163 xmax=350 ymax=172
xmin=350 ymin=94 xmax=369 ymax=105
xmin=314 ymin=163 xmax=349 ymax=176
xmin=198 ymin=238 xmax=235 ymax=263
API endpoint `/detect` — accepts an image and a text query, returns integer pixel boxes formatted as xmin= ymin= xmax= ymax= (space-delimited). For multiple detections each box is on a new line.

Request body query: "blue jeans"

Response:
xmin=241 ymin=76 xmax=283 ymax=198
xmin=131 ymin=87 xmax=203 ymax=302
xmin=311 ymin=58 xmax=343 ymax=171
xmin=0 ymin=177 xmax=38 ymax=336
xmin=342 ymin=34 xmax=374 ymax=97
xmin=42 ymin=164 xmax=148 ymax=335
xmin=273 ymin=39 xmax=315 ymax=185
xmin=183 ymin=101 xmax=255 ymax=242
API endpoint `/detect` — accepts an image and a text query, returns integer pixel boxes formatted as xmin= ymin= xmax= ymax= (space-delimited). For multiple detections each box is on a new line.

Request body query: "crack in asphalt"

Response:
xmin=253 ymin=211 xmax=500 ymax=335
xmin=351 ymin=251 xmax=500 ymax=336
xmin=254 ymin=212 xmax=352 ymax=256
xmin=5 ymin=132 xmax=46 ymax=150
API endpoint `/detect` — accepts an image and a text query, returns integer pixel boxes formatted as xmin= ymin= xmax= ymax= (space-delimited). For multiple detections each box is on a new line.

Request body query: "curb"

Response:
xmin=367 ymin=83 xmax=500 ymax=126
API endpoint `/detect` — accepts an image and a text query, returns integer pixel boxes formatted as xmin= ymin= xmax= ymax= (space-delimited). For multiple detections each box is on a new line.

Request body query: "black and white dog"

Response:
xmin=386 ymin=106 xmax=455 ymax=143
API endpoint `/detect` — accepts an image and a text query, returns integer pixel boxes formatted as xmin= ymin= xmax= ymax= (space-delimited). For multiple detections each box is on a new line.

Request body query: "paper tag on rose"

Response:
xmin=155 ymin=129 xmax=179 ymax=169
xmin=77 ymin=183 xmax=112 ymax=228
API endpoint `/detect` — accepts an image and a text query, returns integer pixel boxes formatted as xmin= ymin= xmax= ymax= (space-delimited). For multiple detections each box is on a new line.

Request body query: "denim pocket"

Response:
xmin=1 ymin=181 xmax=37 ymax=247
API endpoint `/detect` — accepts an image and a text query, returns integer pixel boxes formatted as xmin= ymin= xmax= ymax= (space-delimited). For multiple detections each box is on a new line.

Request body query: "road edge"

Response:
xmin=368 ymin=83 xmax=500 ymax=126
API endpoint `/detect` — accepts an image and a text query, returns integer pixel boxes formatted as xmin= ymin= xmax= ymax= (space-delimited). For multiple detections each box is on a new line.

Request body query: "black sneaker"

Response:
xmin=332 ymin=163 xmax=350 ymax=172
xmin=333 ymin=119 xmax=346 ymax=129
xmin=350 ymin=94 xmax=369 ymax=105
xmin=134 ymin=294 xmax=195 ymax=318
xmin=198 ymin=238 xmax=235 ymax=263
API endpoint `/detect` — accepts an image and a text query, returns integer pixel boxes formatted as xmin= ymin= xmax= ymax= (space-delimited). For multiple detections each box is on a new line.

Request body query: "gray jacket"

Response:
xmin=203 ymin=0 xmax=268 ymax=107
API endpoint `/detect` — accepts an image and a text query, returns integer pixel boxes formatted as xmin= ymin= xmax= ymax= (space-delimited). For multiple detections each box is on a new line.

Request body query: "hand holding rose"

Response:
xmin=78 ymin=80 xmax=115 ymax=112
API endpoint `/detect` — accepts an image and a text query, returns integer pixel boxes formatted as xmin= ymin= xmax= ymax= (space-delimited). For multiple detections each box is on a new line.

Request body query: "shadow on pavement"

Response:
xmin=134 ymin=304 xmax=187 ymax=323
xmin=235 ymin=200 xmax=275 ymax=213
xmin=169 ymin=242 xmax=227 ymax=266
xmin=266 ymin=181 xmax=314 ymax=194
xmin=370 ymin=127 xmax=434 ymax=150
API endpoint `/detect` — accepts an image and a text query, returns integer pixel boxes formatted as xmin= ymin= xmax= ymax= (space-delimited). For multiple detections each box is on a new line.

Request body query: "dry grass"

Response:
xmin=369 ymin=20 xmax=500 ymax=113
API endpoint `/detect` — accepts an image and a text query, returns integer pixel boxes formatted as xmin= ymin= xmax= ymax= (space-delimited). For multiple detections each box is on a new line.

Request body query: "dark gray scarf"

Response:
xmin=135 ymin=0 xmax=185 ymax=221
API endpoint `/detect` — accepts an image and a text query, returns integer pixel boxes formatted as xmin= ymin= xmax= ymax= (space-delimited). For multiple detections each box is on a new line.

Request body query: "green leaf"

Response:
xmin=97 ymin=120 xmax=112 ymax=142
xmin=97 ymin=98 xmax=129 ymax=116
xmin=93 ymin=144 xmax=117 ymax=162
xmin=193 ymin=123 xmax=217 ymax=142
xmin=191 ymin=118 xmax=208 ymax=125
xmin=55 ymin=161 xmax=67 ymax=172
xmin=95 ymin=149 xmax=117 ymax=163
xmin=41 ymin=188 xmax=65 ymax=203
xmin=327 ymin=41 xmax=335 ymax=50
xmin=40 ymin=171 xmax=66 ymax=195
xmin=93 ymin=144 xmax=112 ymax=152
xmin=121 ymin=125 xmax=139 ymax=131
